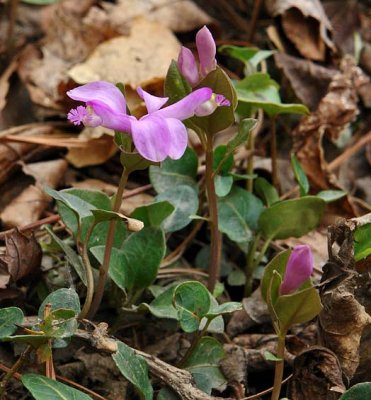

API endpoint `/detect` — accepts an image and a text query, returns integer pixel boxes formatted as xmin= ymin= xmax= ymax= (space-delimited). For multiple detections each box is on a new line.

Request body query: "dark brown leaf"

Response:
xmin=0 ymin=229 xmax=42 ymax=282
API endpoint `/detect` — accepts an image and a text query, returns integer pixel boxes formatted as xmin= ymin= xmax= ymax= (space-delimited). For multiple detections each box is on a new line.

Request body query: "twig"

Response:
xmin=241 ymin=374 xmax=293 ymax=400
xmin=248 ymin=0 xmax=263 ymax=43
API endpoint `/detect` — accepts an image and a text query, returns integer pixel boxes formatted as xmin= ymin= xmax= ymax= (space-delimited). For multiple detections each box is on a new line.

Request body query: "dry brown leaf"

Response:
xmin=274 ymin=53 xmax=336 ymax=110
xmin=0 ymin=229 xmax=42 ymax=282
xmin=288 ymin=347 xmax=345 ymax=399
xmin=266 ymin=0 xmax=336 ymax=61
xmin=68 ymin=18 xmax=180 ymax=89
xmin=103 ymin=0 xmax=213 ymax=34
xmin=318 ymin=218 xmax=371 ymax=380
xmin=17 ymin=0 xmax=115 ymax=108
xmin=0 ymin=59 xmax=18 ymax=112
xmin=1 ymin=159 xmax=67 ymax=227
xmin=292 ymin=56 xmax=369 ymax=196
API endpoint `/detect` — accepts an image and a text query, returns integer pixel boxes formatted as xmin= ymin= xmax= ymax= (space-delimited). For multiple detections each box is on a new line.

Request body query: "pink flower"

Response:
xmin=67 ymin=81 xmax=228 ymax=162
xmin=280 ymin=245 xmax=313 ymax=295
xmin=177 ymin=26 xmax=217 ymax=86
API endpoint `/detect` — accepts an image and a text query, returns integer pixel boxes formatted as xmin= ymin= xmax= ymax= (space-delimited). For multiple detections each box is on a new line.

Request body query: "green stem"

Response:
xmin=246 ymin=127 xmax=255 ymax=192
xmin=88 ymin=168 xmax=130 ymax=319
xmin=178 ymin=319 xmax=211 ymax=368
xmin=270 ymin=116 xmax=279 ymax=191
xmin=271 ymin=334 xmax=286 ymax=400
xmin=205 ymin=135 xmax=222 ymax=292
xmin=78 ymin=222 xmax=97 ymax=320
xmin=254 ymin=236 xmax=273 ymax=271
xmin=244 ymin=232 xmax=261 ymax=297
xmin=0 ymin=345 xmax=32 ymax=398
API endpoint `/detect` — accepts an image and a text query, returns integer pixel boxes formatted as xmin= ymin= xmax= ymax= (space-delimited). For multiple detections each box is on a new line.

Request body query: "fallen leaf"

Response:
xmin=0 ymin=59 xmax=19 ymax=112
xmin=0 ymin=229 xmax=42 ymax=282
xmin=318 ymin=218 xmax=371 ymax=380
xmin=274 ymin=53 xmax=336 ymax=110
xmin=266 ymin=0 xmax=336 ymax=61
xmin=68 ymin=18 xmax=180 ymax=89
xmin=292 ymin=56 xmax=369 ymax=206
xmin=103 ymin=0 xmax=213 ymax=34
xmin=1 ymin=159 xmax=67 ymax=227
xmin=288 ymin=347 xmax=345 ymax=399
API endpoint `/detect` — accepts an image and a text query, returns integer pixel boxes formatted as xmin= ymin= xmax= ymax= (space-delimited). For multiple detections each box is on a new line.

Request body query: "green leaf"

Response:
xmin=1 ymin=334 xmax=51 ymax=348
xmin=0 ymin=307 xmax=24 ymax=338
xmin=206 ymin=302 xmax=242 ymax=318
xmin=225 ymin=118 xmax=257 ymax=155
xmin=217 ymin=186 xmax=264 ymax=242
xmin=215 ymin=175 xmax=233 ymax=197
xmin=291 ymin=154 xmax=309 ymax=196
xmin=264 ymin=351 xmax=282 ymax=362
xmin=354 ymin=223 xmax=371 ymax=261
xmin=157 ymin=388 xmax=180 ymax=400
xmin=183 ymin=337 xmax=226 ymax=395
xmin=227 ymin=269 xmax=246 ymax=286
xmin=316 ymin=190 xmax=347 ymax=202
xmin=235 ymin=73 xmax=309 ymax=117
xmin=142 ymin=285 xmax=178 ymax=320
xmin=254 ymin=177 xmax=279 ymax=207
xmin=258 ymin=196 xmax=326 ymax=240
xmin=173 ymin=281 xmax=211 ymax=333
xmin=220 ymin=45 xmax=274 ymax=68
xmin=261 ymin=249 xmax=291 ymax=304
xmin=131 ymin=201 xmax=175 ymax=228
xmin=164 ymin=60 xmax=192 ymax=103
xmin=44 ymin=226 xmax=86 ymax=286
xmin=213 ymin=145 xmax=234 ymax=175
xmin=120 ymin=150 xmax=157 ymax=172
xmin=156 ymin=185 xmax=199 ymax=232
xmin=112 ymin=341 xmax=153 ymax=400
xmin=91 ymin=227 xmax=165 ymax=291
xmin=339 ymin=382 xmax=371 ymax=399
xmin=274 ymin=286 xmax=322 ymax=331
xmin=38 ymin=288 xmax=81 ymax=319
xmin=52 ymin=188 xmax=126 ymax=249
xmin=22 ymin=373 xmax=92 ymax=400
xmin=190 ymin=66 xmax=237 ymax=134
xmin=39 ymin=309 xmax=77 ymax=338
xmin=149 ymin=147 xmax=198 ymax=193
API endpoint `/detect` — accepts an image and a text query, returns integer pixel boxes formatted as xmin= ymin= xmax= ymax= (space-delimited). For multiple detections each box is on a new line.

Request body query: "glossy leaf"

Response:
xmin=38 ymin=288 xmax=80 ymax=319
xmin=220 ymin=45 xmax=274 ymax=68
xmin=183 ymin=337 xmax=226 ymax=394
xmin=316 ymin=190 xmax=347 ymax=202
xmin=131 ymin=201 xmax=175 ymax=228
xmin=215 ymin=175 xmax=233 ymax=197
xmin=0 ymin=307 xmax=24 ymax=338
xmin=258 ymin=197 xmax=326 ymax=240
xmin=291 ymin=153 xmax=309 ymax=196
xmin=206 ymin=302 xmax=242 ymax=318
xmin=173 ymin=281 xmax=210 ymax=333
xmin=254 ymin=177 xmax=279 ymax=207
xmin=354 ymin=223 xmax=371 ymax=261
xmin=156 ymin=185 xmax=199 ymax=232
xmin=91 ymin=227 xmax=165 ymax=291
xmin=149 ymin=147 xmax=198 ymax=193
xmin=339 ymin=383 xmax=371 ymax=399
xmin=142 ymin=285 xmax=178 ymax=320
xmin=190 ymin=66 xmax=237 ymax=134
xmin=235 ymin=73 xmax=309 ymax=117
xmin=217 ymin=186 xmax=264 ymax=242
xmin=112 ymin=341 xmax=153 ymax=400
xmin=22 ymin=373 xmax=92 ymax=400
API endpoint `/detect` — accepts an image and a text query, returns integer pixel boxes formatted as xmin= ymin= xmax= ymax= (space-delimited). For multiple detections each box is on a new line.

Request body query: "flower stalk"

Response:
xmin=88 ymin=167 xmax=130 ymax=319
xmin=271 ymin=334 xmax=286 ymax=400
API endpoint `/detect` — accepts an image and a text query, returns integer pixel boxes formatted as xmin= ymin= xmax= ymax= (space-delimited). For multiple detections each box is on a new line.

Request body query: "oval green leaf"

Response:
xmin=0 ymin=307 xmax=24 ymax=338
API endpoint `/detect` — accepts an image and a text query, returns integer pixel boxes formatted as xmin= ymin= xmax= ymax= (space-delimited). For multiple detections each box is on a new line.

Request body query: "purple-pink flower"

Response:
xmin=280 ymin=245 xmax=313 ymax=295
xmin=177 ymin=25 xmax=217 ymax=86
xmin=67 ymin=81 xmax=229 ymax=162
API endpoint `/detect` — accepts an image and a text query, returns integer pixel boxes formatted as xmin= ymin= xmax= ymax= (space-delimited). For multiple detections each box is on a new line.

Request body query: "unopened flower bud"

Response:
xmin=196 ymin=26 xmax=217 ymax=77
xmin=280 ymin=245 xmax=313 ymax=295
xmin=177 ymin=47 xmax=199 ymax=87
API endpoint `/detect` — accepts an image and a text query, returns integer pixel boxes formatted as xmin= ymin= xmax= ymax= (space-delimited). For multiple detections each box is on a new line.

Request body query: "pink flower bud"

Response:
xmin=177 ymin=46 xmax=200 ymax=87
xmin=196 ymin=26 xmax=216 ymax=77
xmin=280 ymin=245 xmax=313 ymax=295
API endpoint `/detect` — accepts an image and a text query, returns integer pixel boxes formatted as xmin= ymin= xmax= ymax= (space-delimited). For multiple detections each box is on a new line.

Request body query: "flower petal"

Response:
xmin=163 ymin=118 xmax=188 ymax=160
xmin=153 ymin=87 xmax=212 ymax=120
xmin=131 ymin=116 xmax=171 ymax=162
xmin=177 ymin=46 xmax=200 ymax=87
xmin=67 ymin=81 xmax=127 ymax=115
xmin=91 ymin=101 xmax=133 ymax=132
xmin=196 ymin=26 xmax=216 ymax=77
xmin=137 ymin=87 xmax=168 ymax=114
